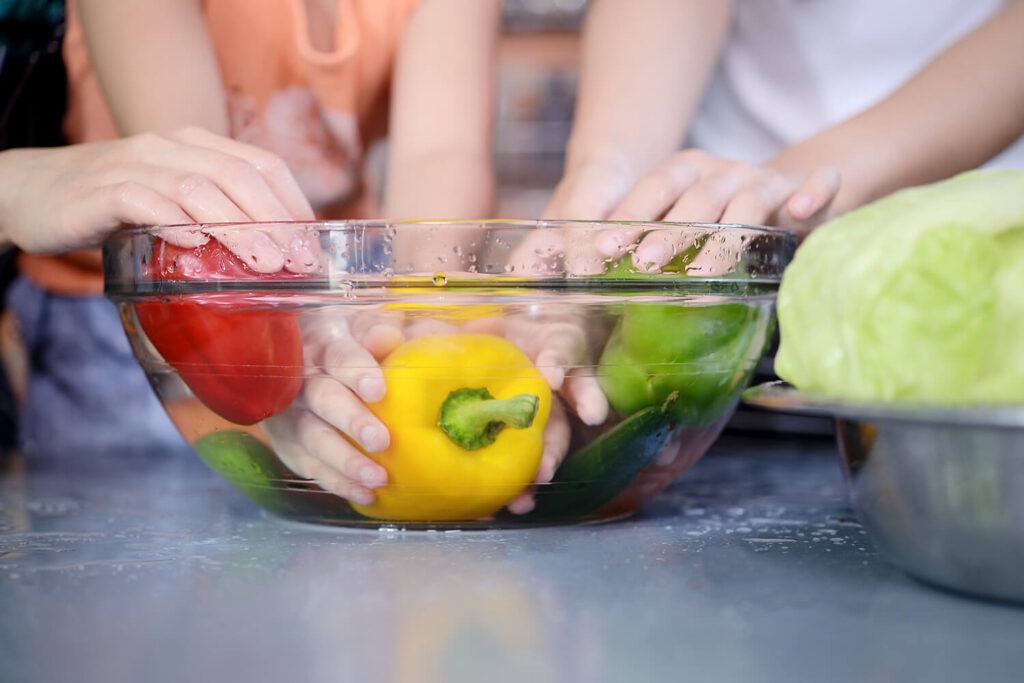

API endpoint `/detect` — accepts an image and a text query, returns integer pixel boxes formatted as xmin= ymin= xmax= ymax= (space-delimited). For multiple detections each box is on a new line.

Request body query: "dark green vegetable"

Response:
xmin=598 ymin=303 xmax=767 ymax=427
xmin=193 ymin=430 xmax=293 ymax=508
xmin=193 ymin=430 xmax=363 ymax=520
xmin=530 ymin=392 xmax=679 ymax=519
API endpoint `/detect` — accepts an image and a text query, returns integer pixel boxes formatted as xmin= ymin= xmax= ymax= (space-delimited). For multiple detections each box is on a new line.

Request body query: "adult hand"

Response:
xmin=0 ymin=126 xmax=318 ymax=272
xmin=544 ymin=149 xmax=840 ymax=274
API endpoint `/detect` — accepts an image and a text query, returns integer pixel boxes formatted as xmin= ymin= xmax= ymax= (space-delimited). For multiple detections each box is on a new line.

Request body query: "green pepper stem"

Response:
xmin=437 ymin=387 xmax=539 ymax=450
xmin=455 ymin=393 xmax=538 ymax=430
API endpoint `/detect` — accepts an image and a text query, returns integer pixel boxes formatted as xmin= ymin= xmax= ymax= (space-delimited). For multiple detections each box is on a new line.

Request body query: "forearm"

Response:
xmin=385 ymin=151 xmax=493 ymax=276
xmin=384 ymin=0 xmax=500 ymax=220
xmin=771 ymin=0 xmax=1024 ymax=215
xmin=386 ymin=152 xmax=494 ymax=219
xmin=77 ymin=0 xmax=228 ymax=135
xmin=565 ymin=0 xmax=733 ymax=177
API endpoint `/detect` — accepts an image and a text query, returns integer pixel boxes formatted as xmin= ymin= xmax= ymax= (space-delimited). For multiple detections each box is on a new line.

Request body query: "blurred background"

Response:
xmin=494 ymin=0 xmax=587 ymax=217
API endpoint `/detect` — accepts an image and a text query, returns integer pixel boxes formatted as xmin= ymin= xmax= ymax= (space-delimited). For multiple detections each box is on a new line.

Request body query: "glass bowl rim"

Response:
xmin=107 ymin=218 xmax=796 ymax=239
xmin=104 ymin=219 xmax=796 ymax=292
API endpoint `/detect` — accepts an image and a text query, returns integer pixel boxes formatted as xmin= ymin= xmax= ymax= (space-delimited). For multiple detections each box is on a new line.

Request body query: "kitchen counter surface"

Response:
xmin=2 ymin=435 xmax=1022 ymax=683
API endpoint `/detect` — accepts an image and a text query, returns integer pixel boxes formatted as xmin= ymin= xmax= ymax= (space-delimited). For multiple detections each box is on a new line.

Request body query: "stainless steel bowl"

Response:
xmin=744 ymin=382 xmax=1024 ymax=603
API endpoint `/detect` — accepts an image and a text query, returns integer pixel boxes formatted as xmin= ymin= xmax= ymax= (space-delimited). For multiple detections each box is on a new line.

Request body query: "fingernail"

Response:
xmin=536 ymin=455 xmax=556 ymax=483
xmin=790 ymin=194 xmax=814 ymax=218
xmin=357 ymin=376 xmax=386 ymax=403
xmin=633 ymin=243 xmax=666 ymax=272
xmin=571 ymin=253 xmax=604 ymax=275
xmin=535 ymin=351 xmax=565 ymax=389
xmin=507 ymin=495 xmax=535 ymax=516
xmin=290 ymin=242 xmax=319 ymax=273
xmin=578 ymin=395 xmax=609 ymax=426
xmin=540 ymin=365 xmax=566 ymax=390
xmin=359 ymin=464 xmax=387 ymax=489
xmin=364 ymin=324 xmax=404 ymax=357
xmin=249 ymin=234 xmax=284 ymax=272
xmin=180 ymin=230 xmax=210 ymax=248
xmin=359 ymin=424 xmax=388 ymax=453
xmin=349 ymin=486 xmax=375 ymax=506
xmin=596 ymin=231 xmax=625 ymax=256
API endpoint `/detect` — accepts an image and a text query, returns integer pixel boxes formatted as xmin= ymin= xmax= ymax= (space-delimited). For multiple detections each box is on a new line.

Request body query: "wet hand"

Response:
xmin=261 ymin=310 xmax=405 ymax=506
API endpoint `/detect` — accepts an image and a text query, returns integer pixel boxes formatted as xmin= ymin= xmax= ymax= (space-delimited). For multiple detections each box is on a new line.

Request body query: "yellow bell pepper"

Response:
xmin=351 ymin=334 xmax=551 ymax=521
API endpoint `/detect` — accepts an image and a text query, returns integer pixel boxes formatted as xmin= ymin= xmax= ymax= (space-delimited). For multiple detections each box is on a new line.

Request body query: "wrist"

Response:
xmin=563 ymin=137 xmax=642 ymax=178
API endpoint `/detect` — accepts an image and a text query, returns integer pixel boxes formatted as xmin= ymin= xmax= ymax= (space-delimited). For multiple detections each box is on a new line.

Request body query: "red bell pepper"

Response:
xmin=134 ymin=239 xmax=306 ymax=425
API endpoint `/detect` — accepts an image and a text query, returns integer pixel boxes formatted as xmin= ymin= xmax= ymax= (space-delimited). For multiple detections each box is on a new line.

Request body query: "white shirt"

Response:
xmin=687 ymin=0 xmax=1024 ymax=169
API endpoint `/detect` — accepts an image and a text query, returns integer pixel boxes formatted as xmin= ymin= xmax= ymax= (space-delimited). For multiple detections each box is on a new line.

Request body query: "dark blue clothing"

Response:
xmin=7 ymin=277 xmax=192 ymax=461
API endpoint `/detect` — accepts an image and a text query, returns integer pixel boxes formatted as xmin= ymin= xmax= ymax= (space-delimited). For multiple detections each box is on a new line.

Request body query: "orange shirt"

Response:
xmin=22 ymin=0 xmax=422 ymax=295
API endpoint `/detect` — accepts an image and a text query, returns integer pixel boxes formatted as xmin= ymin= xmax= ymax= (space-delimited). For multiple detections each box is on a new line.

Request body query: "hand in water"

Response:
xmin=262 ymin=309 xmax=404 ymax=505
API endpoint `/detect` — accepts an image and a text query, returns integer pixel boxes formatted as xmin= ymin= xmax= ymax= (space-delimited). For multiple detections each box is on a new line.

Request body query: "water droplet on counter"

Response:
xmin=24 ymin=498 xmax=80 ymax=517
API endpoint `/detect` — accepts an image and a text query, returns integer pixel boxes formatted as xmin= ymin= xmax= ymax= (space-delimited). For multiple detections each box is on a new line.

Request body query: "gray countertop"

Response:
xmin=1 ymin=436 xmax=1022 ymax=683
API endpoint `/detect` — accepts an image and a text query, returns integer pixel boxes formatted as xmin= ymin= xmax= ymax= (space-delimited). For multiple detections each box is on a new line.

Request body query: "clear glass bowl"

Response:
xmin=103 ymin=220 xmax=795 ymax=528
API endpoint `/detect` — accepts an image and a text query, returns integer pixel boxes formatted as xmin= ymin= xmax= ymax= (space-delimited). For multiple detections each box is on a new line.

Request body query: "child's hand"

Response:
xmin=465 ymin=309 xmax=609 ymax=515
xmin=505 ymin=398 xmax=572 ymax=515
xmin=543 ymin=149 xmax=840 ymax=275
xmin=491 ymin=312 xmax=609 ymax=428
xmin=261 ymin=310 xmax=404 ymax=506
xmin=0 ymin=127 xmax=317 ymax=270
xmin=262 ymin=304 xmax=600 ymax=512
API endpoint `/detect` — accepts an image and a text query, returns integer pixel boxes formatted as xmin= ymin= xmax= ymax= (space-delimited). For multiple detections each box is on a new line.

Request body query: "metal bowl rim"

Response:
xmin=743 ymin=381 xmax=1024 ymax=429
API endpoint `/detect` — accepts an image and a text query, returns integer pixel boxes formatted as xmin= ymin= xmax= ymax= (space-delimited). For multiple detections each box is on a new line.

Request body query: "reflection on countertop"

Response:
xmin=2 ymin=436 xmax=1023 ymax=683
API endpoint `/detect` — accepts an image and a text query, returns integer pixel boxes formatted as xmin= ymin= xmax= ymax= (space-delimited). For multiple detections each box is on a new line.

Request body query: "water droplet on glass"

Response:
xmin=334 ymin=281 xmax=355 ymax=299
xmin=432 ymin=272 xmax=448 ymax=286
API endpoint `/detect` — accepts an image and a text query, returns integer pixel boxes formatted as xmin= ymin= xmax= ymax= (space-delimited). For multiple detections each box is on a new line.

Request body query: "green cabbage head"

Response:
xmin=775 ymin=169 xmax=1024 ymax=403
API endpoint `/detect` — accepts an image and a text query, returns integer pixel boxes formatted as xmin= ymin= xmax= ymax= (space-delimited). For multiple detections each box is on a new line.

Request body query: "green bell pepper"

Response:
xmin=597 ymin=302 xmax=769 ymax=427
